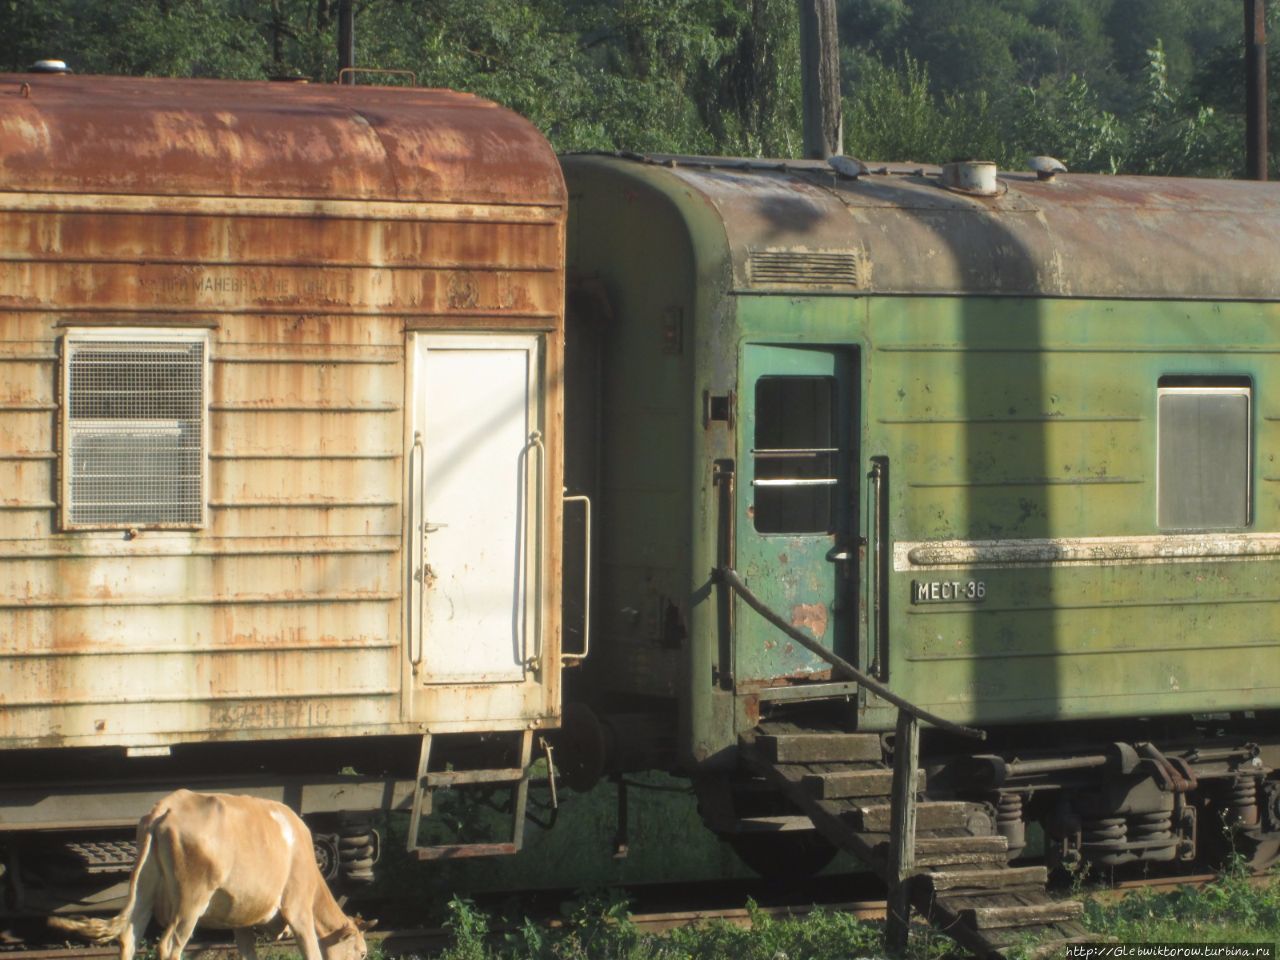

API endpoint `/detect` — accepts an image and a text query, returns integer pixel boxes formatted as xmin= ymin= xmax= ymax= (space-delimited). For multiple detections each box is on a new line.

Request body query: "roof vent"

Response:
xmin=748 ymin=249 xmax=863 ymax=288
xmin=940 ymin=161 xmax=999 ymax=196
xmin=29 ymin=59 xmax=72 ymax=74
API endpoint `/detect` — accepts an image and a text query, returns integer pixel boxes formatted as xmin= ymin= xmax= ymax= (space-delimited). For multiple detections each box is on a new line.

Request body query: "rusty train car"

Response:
xmin=0 ymin=74 xmax=571 ymax=913
xmin=7 ymin=69 xmax=1280 ymax=927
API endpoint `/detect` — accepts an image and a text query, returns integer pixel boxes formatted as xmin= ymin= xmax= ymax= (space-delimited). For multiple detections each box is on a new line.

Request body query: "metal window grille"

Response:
xmin=1157 ymin=382 xmax=1251 ymax=530
xmin=63 ymin=333 xmax=207 ymax=528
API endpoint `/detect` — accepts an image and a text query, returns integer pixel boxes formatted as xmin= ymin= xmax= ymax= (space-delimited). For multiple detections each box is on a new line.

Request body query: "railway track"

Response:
xmin=2 ymin=870 xmax=1262 ymax=960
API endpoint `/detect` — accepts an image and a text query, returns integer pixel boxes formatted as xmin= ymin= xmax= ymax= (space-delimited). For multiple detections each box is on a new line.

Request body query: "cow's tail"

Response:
xmin=48 ymin=810 xmax=162 ymax=944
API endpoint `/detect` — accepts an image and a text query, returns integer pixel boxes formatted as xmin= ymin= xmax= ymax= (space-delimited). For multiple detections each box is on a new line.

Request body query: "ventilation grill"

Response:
xmin=748 ymin=250 xmax=863 ymax=288
xmin=65 ymin=337 xmax=206 ymax=527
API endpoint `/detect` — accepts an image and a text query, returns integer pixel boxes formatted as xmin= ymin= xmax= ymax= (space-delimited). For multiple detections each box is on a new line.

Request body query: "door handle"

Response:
xmin=409 ymin=432 xmax=425 ymax=673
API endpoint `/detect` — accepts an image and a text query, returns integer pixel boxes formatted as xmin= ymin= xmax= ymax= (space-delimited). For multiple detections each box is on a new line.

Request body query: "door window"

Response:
xmin=752 ymin=376 xmax=839 ymax=534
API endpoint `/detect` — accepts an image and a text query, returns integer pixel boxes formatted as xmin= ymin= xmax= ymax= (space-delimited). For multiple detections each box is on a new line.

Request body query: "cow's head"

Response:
xmin=323 ymin=918 xmax=372 ymax=960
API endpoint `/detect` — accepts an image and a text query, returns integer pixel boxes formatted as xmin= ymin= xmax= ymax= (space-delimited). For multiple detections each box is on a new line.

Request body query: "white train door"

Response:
xmin=407 ymin=334 xmax=543 ymax=687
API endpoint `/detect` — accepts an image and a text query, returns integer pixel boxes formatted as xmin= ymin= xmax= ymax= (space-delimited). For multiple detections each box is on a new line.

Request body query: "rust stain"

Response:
xmin=0 ymin=74 xmax=565 ymax=206
xmin=790 ymin=602 xmax=828 ymax=639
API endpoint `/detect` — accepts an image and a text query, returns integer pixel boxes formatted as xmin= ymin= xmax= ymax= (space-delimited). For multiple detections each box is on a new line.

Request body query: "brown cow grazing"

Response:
xmin=50 ymin=790 xmax=370 ymax=960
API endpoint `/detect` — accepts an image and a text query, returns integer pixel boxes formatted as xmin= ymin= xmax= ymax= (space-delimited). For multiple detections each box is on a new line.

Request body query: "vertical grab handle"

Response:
xmin=867 ymin=456 xmax=889 ymax=681
xmin=562 ymin=491 xmax=592 ymax=665
xmin=524 ymin=431 xmax=547 ymax=670
xmin=409 ymin=431 xmax=425 ymax=673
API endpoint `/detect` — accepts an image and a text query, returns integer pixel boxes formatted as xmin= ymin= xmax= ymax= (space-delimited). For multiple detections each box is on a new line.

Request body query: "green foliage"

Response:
xmin=440 ymin=896 xmax=491 ymax=960
xmin=839 ymin=0 xmax=1263 ymax=176
xmin=844 ymin=53 xmax=1004 ymax=164
xmin=1005 ymin=73 xmax=1124 ymax=173
xmin=427 ymin=895 xmax=953 ymax=960
xmin=0 ymin=0 xmax=1269 ymax=173
xmin=1083 ymin=866 xmax=1280 ymax=943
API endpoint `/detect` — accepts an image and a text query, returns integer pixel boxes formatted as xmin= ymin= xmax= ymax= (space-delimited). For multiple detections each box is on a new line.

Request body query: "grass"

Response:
xmin=371 ymin=866 xmax=1280 ymax=960
xmin=374 ymin=892 xmax=958 ymax=960
xmin=1079 ymin=862 xmax=1280 ymax=946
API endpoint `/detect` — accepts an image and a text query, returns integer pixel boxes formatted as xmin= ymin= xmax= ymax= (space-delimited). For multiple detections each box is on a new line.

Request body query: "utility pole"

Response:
xmin=798 ymin=0 xmax=842 ymax=159
xmin=338 ymin=0 xmax=355 ymax=84
xmin=1245 ymin=0 xmax=1269 ymax=179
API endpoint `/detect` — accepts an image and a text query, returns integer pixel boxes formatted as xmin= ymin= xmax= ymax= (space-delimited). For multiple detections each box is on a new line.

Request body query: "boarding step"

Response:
xmin=740 ymin=721 xmax=1081 ymax=957
xmin=901 ymin=833 xmax=1009 ymax=868
xmin=751 ymin=728 xmax=882 ymax=764
xmin=406 ymin=730 xmax=534 ymax=862
xmin=800 ymin=766 xmax=924 ymax=799
xmin=924 ymin=865 xmax=1049 ymax=895
xmin=929 ymin=904 xmax=1093 ymax=960
xmin=425 ymin=768 xmax=526 ymax=787
xmin=954 ymin=899 xmax=1085 ymax=931
xmin=857 ymin=800 xmax=976 ymax=833
xmin=414 ymin=841 xmax=520 ymax=861
xmin=725 ymin=814 xmax=819 ymax=834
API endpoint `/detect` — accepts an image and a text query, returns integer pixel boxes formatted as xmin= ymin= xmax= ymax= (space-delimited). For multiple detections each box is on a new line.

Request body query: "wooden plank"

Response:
xmin=927 ymin=865 xmax=1049 ymax=893
xmin=858 ymin=800 xmax=970 ymax=833
xmin=915 ymin=834 xmax=1008 ymax=857
xmin=959 ymin=900 xmax=1084 ymax=930
xmin=802 ymin=767 xmax=922 ymax=799
xmin=751 ymin=731 xmax=882 ymax=763
xmin=725 ymin=814 xmax=817 ymax=833
xmin=921 ymin=834 xmax=1008 ymax=870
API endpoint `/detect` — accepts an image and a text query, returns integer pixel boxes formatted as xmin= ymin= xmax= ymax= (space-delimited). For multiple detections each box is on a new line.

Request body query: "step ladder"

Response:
xmin=405 ymin=729 xmax=534 ymax=860
xmin=740 ymin=718 xmax=1090 ymax=959
xmin=717 ymin=564 xmax=1091 ymax=957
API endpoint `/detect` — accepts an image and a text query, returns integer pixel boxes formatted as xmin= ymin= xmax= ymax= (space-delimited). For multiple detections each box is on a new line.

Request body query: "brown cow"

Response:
xmin=50 ymin=790 xmax=370 ymax=960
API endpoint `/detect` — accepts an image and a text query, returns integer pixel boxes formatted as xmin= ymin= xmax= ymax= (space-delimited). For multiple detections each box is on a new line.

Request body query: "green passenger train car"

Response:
xmin=560 ymin=153 xmax=1280 ymax=872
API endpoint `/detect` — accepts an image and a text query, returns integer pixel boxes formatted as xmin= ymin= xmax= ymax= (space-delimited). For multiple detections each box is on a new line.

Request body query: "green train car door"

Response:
xmin=735 ymin=344 xmax=857 ymax=684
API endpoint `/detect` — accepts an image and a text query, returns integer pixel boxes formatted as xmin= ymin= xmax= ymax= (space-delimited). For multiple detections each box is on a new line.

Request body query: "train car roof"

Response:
xmin=0 ymin=73 xmax=565 ymax=207
xmin=564 ymin=152 xmax=1280 ymax=301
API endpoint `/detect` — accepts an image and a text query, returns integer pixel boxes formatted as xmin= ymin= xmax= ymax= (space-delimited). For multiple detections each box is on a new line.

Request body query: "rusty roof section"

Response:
xmin=0 ymin=74 xmax=565 ymax=207
xmin=603 ymin=154 xmax=1280 ymax=301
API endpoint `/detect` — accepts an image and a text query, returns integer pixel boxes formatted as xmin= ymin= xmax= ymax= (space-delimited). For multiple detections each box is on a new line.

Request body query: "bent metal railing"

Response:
xmin=714 ymin=564 xmax=986 ymax=950
xmin=714 ymin=565 xmax=985 ymax=741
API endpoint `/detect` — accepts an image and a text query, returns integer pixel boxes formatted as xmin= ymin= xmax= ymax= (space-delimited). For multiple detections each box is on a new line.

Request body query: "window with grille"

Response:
xmin=1157 ymin=377 xmax=1251 ymax=530
xmin=61 ymin=330 xmax=209 ymax=529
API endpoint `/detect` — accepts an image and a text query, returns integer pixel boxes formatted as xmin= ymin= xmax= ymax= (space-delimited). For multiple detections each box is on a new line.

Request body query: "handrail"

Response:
xmin=409 ymin=431 xmax=425 ymax=674
xmin=562 ymin=491 xmax=591 ymax=665
xmin=336 ymin=67 xmax=417 ymax=86
xmin=523 ymin=431 xmax=547 ymax=671
xmin=715 ymin=565 xmax=985 ymax=740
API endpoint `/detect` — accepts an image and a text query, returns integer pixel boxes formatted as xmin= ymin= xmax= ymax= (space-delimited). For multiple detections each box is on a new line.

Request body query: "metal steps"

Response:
xmin=739 ymin=721 xmax=1089 ymax=959
xmin=405 ymin=729 xmax=534 ymax=861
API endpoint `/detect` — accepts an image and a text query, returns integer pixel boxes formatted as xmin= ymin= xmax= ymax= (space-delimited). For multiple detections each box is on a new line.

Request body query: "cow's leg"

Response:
xmin=278 ymin=909 xmax=323 ymax=960
xmin=118 ymin=860 xmax=160 ymax=960
xmin=157 ymin=891 xmax=212 ymax=960
xmin=233 ymin=928 xmax=260 ymax=960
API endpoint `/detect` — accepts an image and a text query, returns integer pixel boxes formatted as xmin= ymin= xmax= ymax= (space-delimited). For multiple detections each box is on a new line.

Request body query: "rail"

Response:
xmin=714 ymin=565 xmax=985 ymax=741
xmin=336 ymin=67 xmax=417 ymax=86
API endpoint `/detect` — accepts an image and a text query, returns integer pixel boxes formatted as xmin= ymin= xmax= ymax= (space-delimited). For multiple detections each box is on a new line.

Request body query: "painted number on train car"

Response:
xmin=912 ymin=580 xmax=987 ymax=604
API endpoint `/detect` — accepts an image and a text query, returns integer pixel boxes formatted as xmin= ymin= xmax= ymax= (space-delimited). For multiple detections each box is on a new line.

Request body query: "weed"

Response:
xmin=439 ymin=896 xmax=491 ymax=960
